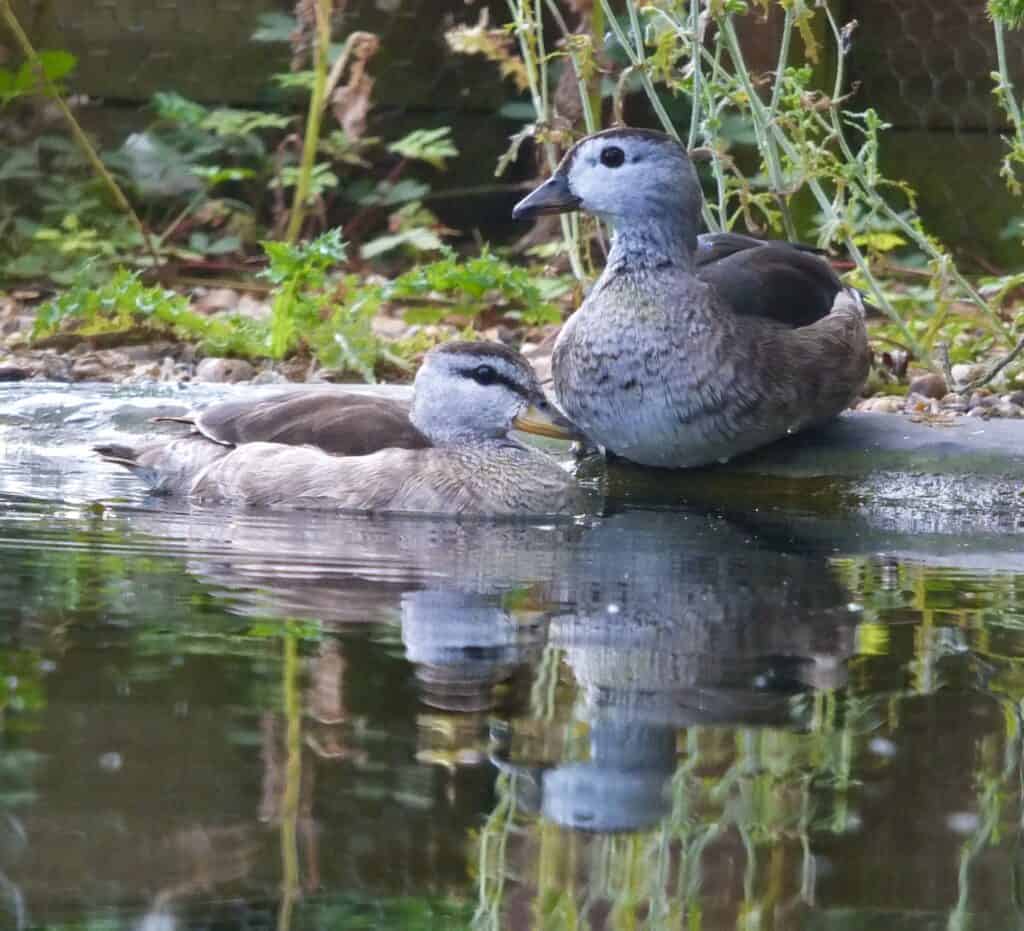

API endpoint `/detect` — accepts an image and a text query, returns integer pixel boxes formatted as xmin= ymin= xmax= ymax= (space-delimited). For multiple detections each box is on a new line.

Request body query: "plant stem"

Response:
xmin=717 ymin=15 xmax=797 ymax=239
xmin=765 ymin=4 xmax=798 ymax=239
xmin=285 ymin=0 xmax=333 ymax=244
xmin=598 ymin=0 xmax=719 ymax=232
xmin=507 ymin=0 xmax=585 ymax=279
xmin=822 ymin=5 xmax=1009 ymax=346
xmin=542 ymin=0 xmax=598 ymax=132
xmin=994 ymin=18 xmax=1024 ymax=140
xmin=589 ymin=0 xmax=605 ymax=129
xmin=0 ymin=0 xmax=161 ymax=268
xmin=686 ymin=0 xmax=702 ymax=152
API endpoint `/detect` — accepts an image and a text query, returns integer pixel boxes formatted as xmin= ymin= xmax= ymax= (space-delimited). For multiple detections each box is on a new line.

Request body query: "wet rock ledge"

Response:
xmin=602 ymin=413 xmax=1024 ymax=534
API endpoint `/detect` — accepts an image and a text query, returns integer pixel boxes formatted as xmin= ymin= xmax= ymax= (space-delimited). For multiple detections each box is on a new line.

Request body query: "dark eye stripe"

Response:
xmin=458 ymin=367 xmax=532 ymax=400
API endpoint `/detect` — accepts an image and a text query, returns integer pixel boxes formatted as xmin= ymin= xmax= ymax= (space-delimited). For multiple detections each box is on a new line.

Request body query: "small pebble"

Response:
xmin=907 ymin=373 xmax=947 ymax=399
xmin=195 ymin=357 xmax=255 ymax=383
xmin=903 ymin=393 xmax=938 ymax=415
xmin=994 ymin=401 xmax=1024 ymax=418
xmin=857 ymin=396 xmax=904 ymax=413
xmin=952 ymin=363 xmax=985 ymax=385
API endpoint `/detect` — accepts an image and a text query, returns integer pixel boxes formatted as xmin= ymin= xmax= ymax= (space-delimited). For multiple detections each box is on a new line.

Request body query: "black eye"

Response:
xmin=600 ymin=146 xmax=625 ymax=168
xmin=470 ymin=364 xmax=497 ymax=386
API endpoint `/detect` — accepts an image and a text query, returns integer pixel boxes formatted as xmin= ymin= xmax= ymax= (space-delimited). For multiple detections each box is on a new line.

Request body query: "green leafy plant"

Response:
xmin=30 ymin=266 xmax=269 ymax=358
xmin=389 ymin=246 xmax=566 ymax=326
xmin=454 ymin=0 xmax=1024 ymax=376
xmin=0 ymin=48 xmax=76 ymax=106
xmin=262 ymin=227 xmax=348 ymax=357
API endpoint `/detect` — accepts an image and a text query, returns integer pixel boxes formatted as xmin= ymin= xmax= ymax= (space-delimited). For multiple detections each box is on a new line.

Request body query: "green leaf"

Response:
xmin=152 ymin=91 xmax=209 ymax=126
xmin=36 ymin=49 xmax=77 ymax=83
xmin=387 ymin=126 xmax=458 ymax=170
xmin=252 ymin=12 xmax=297 ymax=42
xmin=360 ymin=228 xmax=443 ymax=260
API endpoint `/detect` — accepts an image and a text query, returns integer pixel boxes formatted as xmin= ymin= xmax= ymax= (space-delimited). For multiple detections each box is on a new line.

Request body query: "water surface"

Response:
xmin=1 ymin=382 xmax=1022 ymax=930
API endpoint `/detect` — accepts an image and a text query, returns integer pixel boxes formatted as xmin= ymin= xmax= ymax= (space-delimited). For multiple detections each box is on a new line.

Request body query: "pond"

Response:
xmin=1 ymin=382 xmax=1023 ymax=931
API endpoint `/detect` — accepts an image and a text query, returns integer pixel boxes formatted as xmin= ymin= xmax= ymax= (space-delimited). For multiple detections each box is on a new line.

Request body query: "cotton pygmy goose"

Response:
xmin=513 ymin=128 xmax=871 ymax=469
xmin=95 ymin=341 xmax=581 ymax=517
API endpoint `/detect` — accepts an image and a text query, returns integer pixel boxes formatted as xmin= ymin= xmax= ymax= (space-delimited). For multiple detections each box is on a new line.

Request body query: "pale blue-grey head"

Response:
xmin=513 ymin=128 xmax=704 ymax=258
xmin=410 ymin=341 xmax=571 ymax=445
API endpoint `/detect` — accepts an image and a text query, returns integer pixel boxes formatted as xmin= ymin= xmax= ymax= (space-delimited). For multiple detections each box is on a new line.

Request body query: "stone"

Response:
xmin=903 ymin=394 xmax=938 ymax=415
xmin=193 ymin=288 xmax=239 ymax=315
xmin=907 ymin=373 xmax=947 ymax=399
xmin=194 ymin=357 xmax=255 ymax=383
xmin=371 ymin=313 xmax=409 ymax=339
xmin=235 ymin=294 xmax=272 ymax=322
xmin=70 ymin=350 xmax=133 ymax=382
xmin=952 ymin=363 xmax=985 ymax=386
xmin=993 ymin=401 xmax=1024 ymax=419
xmin=857 ymin=396 xmax=904 ymax=413
xmin=120 ymin=341 xmax=180 ymax=363
xmin=252 ymin=369 xmax=287 ymax=385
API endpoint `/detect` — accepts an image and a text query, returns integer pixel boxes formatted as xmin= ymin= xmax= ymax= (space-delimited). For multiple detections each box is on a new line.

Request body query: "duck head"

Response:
xmin=513 ymin=128 xmax=704 ymax=261
xmin=411 ymin=341 xmax=576 ymax=445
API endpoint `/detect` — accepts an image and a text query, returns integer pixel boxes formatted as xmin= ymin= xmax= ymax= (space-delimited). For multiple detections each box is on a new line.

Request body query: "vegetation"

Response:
xmin=1 ymin=0 xmax=1023 ymax=388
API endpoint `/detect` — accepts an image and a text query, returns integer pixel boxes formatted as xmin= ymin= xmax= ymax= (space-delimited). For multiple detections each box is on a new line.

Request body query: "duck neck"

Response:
xmin=410 ymin=403 xmax=509 ymax=448
xmin=605 ymin=214 xmax=698 ymax=276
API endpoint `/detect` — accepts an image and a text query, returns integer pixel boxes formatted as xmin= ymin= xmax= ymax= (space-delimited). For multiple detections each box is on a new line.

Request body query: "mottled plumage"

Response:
xmin=513 ymin=128 xmax=871 ymax=468
xmin=96 ymin=342 xmax=580 ymax=517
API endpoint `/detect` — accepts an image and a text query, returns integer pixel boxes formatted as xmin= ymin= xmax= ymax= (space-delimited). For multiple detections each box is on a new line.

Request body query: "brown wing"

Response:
xmin=182 ymin=392 xmax=430 ymax=456
xmin=696 ymin=233 xmax=842 ymax=329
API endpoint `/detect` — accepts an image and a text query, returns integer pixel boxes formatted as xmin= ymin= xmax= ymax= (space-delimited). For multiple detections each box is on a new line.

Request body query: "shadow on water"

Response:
xmin=1 ymin=382 xmax=1024 ymax=930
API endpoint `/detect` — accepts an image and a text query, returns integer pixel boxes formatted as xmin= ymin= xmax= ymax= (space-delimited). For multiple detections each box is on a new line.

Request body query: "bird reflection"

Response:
xmin=129 ymin=500 xmax=861 ymax=838
xmin=492 ymin=510 xmax=859 ymax=833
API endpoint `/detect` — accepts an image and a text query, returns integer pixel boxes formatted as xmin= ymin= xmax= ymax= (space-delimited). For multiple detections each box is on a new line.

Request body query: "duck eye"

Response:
xmin=600 ymin=146 xmax=625 ymax=168
xmin=470 ymin=364 xmax=497 ymax=386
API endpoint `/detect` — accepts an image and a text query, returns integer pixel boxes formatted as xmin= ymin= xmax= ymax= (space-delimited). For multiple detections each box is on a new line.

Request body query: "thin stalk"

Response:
xmin=507 ymin=0 xmax=586 ymax=279
xmin=717 ymin=17 xmax=797 ymax=239
xmin=589 ymin=0 xmax=605 ymax=129
xmin=765 ymin=4 xmax=798 ymax=239
xmin=819 ymin=5 xmax=1010 ymax=345
xmin=542 ymin=0 xmax=598 ymax=132
xmin=686 ymin=0 xmax=703 ymax=151
xmin=700 ymin=12 xmax=921 ymax=350
xmin=994 ymin=19 xmax=1024 ymax=141
xmin=285 ymin=0 xmax=332 ymax=243
xmin=534 ymin=0 xmax=551 ymax=129
xmin=599 ymin=0 xmax=679 ymax=139
xmin=0 ymin=0 xmax=161 ymax=268
xmin=277 ymin=632 xmax=302 ymax=931
xmin=646 ymin=6 xmax=916 ymax=345
xmin=599 ymin=0 xmax=719 ymax=231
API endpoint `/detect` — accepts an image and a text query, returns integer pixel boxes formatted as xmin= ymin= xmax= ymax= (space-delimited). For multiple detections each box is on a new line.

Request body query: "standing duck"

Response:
xmin=96 ymin=342 xmax=580 ymax=517
xmin=513 ymin=128 xmax=871 ymax=469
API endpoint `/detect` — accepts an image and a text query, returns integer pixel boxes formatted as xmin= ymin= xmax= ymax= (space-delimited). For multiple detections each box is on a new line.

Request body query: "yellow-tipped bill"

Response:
xmin=513 ymin=402 xmax=581 ymax=441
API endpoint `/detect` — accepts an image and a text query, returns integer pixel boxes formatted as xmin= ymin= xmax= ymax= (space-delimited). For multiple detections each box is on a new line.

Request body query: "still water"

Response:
xmin=1 ymin=382 xmax=1023 ymax=931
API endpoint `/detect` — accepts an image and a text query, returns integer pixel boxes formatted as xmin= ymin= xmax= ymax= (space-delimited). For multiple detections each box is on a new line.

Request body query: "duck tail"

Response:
xmin=836 ymin=287 xmax=868 ymax=319
xmin=93 ymin=443 xmax=165 ymax=490
xmin=93 ymin=443 xmax=138 ymax=465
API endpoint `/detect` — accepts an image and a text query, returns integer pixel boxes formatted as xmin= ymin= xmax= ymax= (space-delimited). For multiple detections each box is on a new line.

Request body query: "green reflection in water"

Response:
xmin=474 ymin=560 xmax=1024 ymax=931
xmin=1 ymin=510 xmax=1022 ymax=931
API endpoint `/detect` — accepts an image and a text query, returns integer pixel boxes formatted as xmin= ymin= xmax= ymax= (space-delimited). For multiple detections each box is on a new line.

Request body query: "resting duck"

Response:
xmin=513 ymin=127 xmax=871 ymax=469
xmin=95 ymin=342 xmax=580 ymax=517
